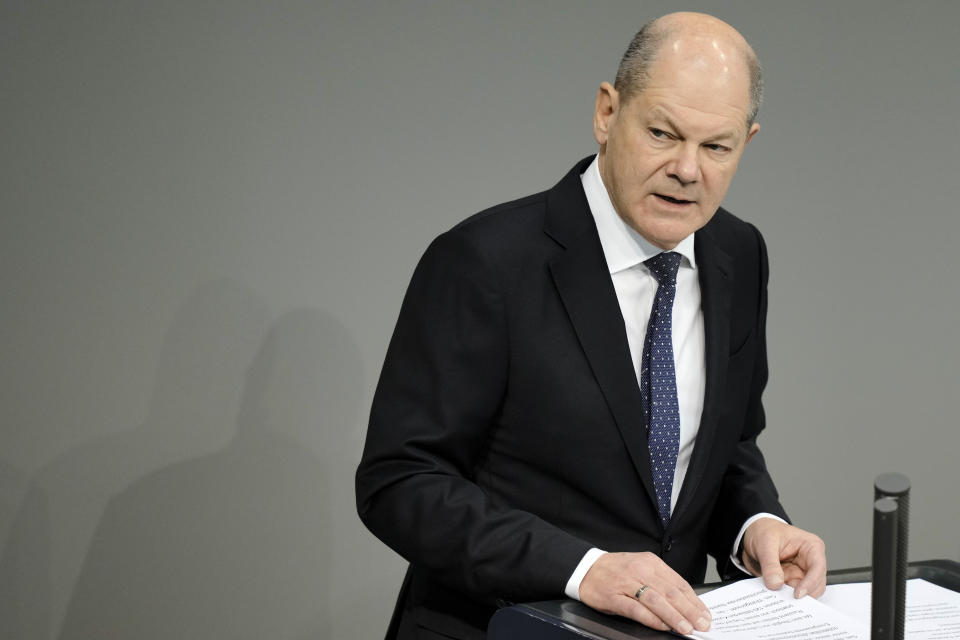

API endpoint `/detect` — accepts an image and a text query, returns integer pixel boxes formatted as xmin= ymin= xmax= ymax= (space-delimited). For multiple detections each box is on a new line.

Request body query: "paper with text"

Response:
xmin=689 ymin=578 xmax=868 ymax=640
xmin=819 ymin=578 xmax=960 ymax=639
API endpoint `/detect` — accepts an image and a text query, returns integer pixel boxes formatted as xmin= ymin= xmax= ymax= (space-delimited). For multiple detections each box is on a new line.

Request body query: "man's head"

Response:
xmin=594 ymin=12 xmax=761 ymax=249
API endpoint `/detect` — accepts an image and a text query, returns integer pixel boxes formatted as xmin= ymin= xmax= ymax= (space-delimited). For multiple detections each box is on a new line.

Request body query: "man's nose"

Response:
xmin=666 ymin=144 xmax=701 ymax=185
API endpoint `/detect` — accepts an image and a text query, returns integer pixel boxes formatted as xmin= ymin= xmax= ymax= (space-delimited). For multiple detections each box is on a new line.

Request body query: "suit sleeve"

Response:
xmin=707 ymin=223 xmax=791 ymax=579
xmin=355 ymin=226 xmax=592 ymax=602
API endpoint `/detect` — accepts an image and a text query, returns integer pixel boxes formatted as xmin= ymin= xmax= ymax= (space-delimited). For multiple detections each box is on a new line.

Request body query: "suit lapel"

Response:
xmin=543 ymin=160 xmax=739 ymax=524
xmin=544 ymin=158 xmax=659 ymax=509
xmin=671 ymin=224 xmax=734 ymax=525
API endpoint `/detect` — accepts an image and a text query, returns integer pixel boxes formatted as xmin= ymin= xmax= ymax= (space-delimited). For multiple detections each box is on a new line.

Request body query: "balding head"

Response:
xmin=614 ymin=12 xmax=762 ymax=126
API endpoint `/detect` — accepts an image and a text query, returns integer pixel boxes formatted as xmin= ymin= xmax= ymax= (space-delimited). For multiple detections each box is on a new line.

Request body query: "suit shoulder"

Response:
xmin=452 ymin=190 xmax=548 ymax=237
xmin=706 ymin=207 xmax=765 ymax=254
xmin=410 ymin=189 xmax=559 ymax=295
xmin=422 ymin=189 xmax=551 ymax=262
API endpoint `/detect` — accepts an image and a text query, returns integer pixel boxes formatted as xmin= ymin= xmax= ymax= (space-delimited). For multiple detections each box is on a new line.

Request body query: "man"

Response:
xmin=357 ymin=12 xmax=826 ymax=639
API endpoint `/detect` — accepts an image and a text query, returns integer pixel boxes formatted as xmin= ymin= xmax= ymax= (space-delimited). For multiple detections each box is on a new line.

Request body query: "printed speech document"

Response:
xmin=687 ymin=577 xmax=960 ymax=640
xmin=689 ymin=578 xmax=866 ymax=639
xmin=820 ymin=578 xmax=960 ymax=639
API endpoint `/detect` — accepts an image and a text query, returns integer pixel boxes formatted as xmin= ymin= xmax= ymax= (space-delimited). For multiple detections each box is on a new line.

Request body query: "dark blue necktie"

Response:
xmin=640 ymin=251 xmax=683 ymax=528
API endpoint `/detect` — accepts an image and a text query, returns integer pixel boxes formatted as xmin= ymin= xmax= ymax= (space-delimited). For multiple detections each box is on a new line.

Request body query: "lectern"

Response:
xmin=487 ymin=560 xmax=960 ymax=639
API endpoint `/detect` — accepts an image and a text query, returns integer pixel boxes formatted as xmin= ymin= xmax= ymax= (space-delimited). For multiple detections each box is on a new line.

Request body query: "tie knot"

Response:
xmin=644 ymin=251 xmax=682 ymax=285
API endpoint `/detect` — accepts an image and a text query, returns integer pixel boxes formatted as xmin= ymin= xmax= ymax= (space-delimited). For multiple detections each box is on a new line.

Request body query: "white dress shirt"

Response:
xmin=564 ymin=156 xmax=782 ymax=600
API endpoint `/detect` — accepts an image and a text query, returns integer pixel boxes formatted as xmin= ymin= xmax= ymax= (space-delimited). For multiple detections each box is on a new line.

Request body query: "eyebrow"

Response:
xmin=647 ymin=108 xmax=740 ymax=143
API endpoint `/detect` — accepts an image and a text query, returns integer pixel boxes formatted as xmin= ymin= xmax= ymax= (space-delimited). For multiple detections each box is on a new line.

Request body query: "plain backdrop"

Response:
xmin=1 ymin=1 xmax=958 ymax=638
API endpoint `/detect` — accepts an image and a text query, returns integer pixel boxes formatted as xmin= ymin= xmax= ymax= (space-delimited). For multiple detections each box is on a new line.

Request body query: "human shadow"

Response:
xmin=0 ymin=457 xmax=29 ymax=551
xmin=0 ymin=280 xmax=269 ymax=640
xmin=0 ymin=457 xmax=47 ymax=638
xmin=59 ymin=308 xmax=364 ymax=639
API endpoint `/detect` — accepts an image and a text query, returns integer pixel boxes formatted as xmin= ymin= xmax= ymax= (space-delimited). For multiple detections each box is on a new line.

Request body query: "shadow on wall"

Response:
xmin=0 ymin=459 xmax=29 ymax=552
xmin=0 ymin=280 xmax=270 ymax=639
xmin=0 ymin=458 xmax=46 ymax=637
xmin=58 ymin=308 xmax=364 ymax=639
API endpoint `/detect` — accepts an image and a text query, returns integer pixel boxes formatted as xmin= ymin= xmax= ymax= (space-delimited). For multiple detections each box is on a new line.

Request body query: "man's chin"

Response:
xmin=619 ymin=206 xmax=712 ymax=249
xmin=639 ymin=222 xmax=702 ymax=250
xmin=650 ymin=213 xmax=716 ymax=247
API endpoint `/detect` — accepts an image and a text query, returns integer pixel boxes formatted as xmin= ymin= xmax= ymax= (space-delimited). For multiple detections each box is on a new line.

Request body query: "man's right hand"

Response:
xmin=578 ymin=552 xmax=712 ymax=635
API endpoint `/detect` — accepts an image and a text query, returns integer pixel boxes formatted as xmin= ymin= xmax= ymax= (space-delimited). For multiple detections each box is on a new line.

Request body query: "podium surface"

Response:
xmin=487 ymin=559 xmax=960 ymax=639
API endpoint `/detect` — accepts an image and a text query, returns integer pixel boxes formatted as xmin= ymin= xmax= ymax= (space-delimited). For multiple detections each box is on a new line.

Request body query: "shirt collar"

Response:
xmin=580 ymin=155 xmax=697 ymax=274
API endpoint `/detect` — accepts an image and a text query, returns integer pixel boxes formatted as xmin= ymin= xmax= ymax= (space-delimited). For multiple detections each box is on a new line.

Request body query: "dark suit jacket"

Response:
xmin=356 ymin=156 xmax=789 ymax=639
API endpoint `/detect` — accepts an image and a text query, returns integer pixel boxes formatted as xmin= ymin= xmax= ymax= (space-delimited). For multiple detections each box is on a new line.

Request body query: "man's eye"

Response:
xmin=706 ymin=143 xmax=731 ymax=153
xmin=649 ymin=128 xmax=668 ymax=139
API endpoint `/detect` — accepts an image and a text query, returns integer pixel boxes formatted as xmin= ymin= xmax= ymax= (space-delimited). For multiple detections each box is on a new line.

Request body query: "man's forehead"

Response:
xmin=637 ymin=40 xmax=754 ymax=124
xmin=653 ymin=41 xmax=749 ymax=92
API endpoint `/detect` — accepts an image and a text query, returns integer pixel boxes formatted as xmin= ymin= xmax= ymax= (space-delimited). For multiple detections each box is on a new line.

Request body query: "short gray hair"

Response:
xmin=613 ymin=20 xmax=764 ymax=128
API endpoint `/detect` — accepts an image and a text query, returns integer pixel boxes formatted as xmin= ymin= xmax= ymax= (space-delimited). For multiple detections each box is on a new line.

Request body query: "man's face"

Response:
xmin=594 ymin=44 xmax=759 ymax=249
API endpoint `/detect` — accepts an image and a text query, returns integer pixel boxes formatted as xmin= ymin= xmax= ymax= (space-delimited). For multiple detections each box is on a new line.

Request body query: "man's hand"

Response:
xmin=578 ymin=551 xmax=712 ymax=635
xmin=741 ymin=518 xmax=827 ymax=599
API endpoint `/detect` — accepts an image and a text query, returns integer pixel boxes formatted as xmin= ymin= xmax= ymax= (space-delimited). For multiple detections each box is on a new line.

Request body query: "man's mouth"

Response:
xmin=654 ymin=193 xmax=694 ymax=205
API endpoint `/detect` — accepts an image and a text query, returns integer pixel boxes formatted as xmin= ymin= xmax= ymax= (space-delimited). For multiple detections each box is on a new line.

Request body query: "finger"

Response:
xmin=781 ymin=563 xmax=806 ymax=587
xmin=753 ymin=536 xmax=786 ymax=591
xmin=626 ymin=589 xmax=699 ymax=635
xmin=618 ymin=596 xmax=671 ymax=632
xmin=646 ymin=563 xmax=712 ymax=630
xmin=662 ymin=580 xmax=712 ymax=631
xmin=793 ymin=548 xmax=827 ymax=599
xmin=579 ymin=552 xmax=710 ymax=632
xmin=636 ymin=582 xmax=712 ymax=634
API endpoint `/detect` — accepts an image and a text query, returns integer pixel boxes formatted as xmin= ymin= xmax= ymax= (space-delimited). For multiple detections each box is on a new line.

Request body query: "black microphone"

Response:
xmin=874 ymin=473 xmax=910 ymax=640
xmin=871 ymin=497 xmax=898 ymax=640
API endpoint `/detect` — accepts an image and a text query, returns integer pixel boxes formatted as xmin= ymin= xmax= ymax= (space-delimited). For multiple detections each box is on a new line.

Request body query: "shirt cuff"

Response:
xmin=564 ymin=547 xmax=608 ymax=600
xmin=730 ymin=513 xmax=788 ymax=575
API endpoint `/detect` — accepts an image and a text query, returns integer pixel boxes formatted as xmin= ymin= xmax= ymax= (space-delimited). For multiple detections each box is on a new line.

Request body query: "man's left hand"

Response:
xmin=741 ymin=519 xmax=826 ymax=599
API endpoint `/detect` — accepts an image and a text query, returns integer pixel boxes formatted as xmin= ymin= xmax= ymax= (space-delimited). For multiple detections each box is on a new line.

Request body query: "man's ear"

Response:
xmin=745 ymin=122 xmax=760 ymax=146
xmin=593 ymin=81 xmax=619 ymax=145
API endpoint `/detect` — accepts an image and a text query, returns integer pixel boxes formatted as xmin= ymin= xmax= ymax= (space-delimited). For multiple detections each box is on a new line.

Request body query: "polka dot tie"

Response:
xmin=640 ymin=251 xmax=682 ymax=528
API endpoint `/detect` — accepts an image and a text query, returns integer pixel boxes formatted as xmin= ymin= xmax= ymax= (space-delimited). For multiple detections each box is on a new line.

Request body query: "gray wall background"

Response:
xmin=1 ymin=1 xmax=958 ymax=638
